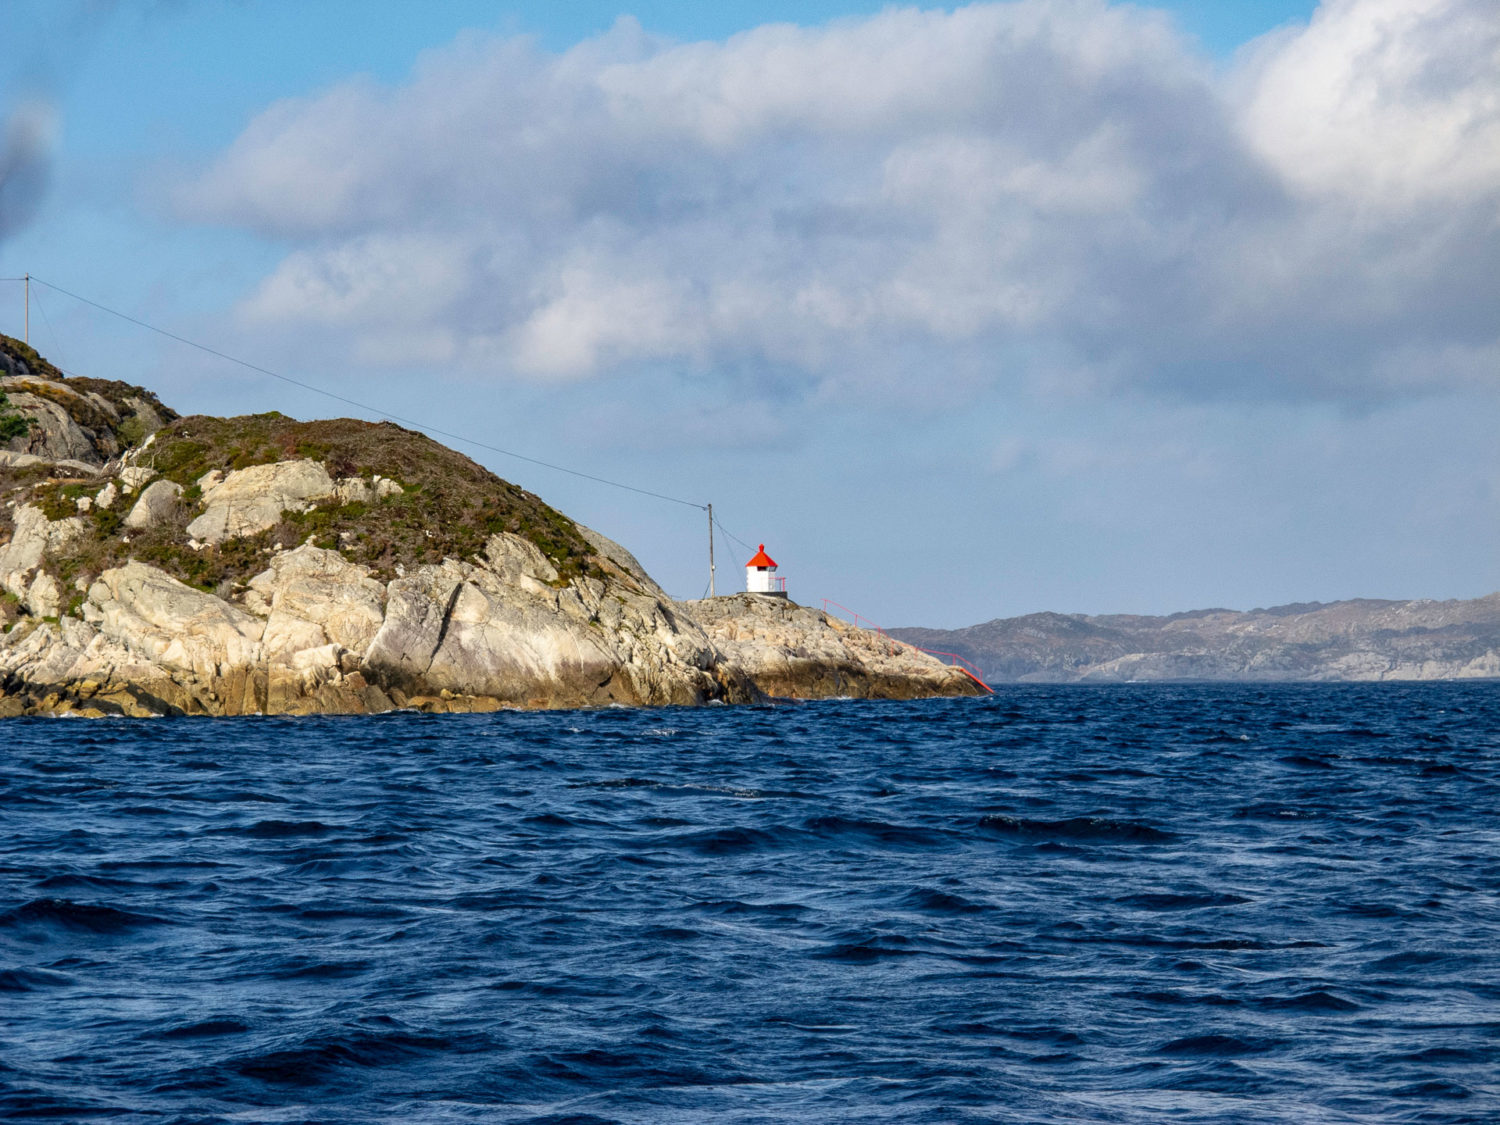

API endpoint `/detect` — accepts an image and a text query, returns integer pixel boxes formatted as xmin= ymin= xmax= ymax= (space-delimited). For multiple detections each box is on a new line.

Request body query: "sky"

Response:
xmin=0 ymin=0 xmax=1496 ymax=628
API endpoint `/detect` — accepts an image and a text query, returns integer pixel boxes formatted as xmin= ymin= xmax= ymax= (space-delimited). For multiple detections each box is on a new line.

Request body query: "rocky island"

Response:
xmin=0 ymin=335 xmax=980 ymax=716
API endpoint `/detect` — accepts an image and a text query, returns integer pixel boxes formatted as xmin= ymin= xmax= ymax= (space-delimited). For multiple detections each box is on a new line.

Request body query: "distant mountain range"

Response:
xmin=889 ymin=595 xmax=1500 ymax=682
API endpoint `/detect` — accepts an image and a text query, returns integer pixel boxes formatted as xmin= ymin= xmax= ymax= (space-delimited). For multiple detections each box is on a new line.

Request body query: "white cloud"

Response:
xmin=1238 ymin=0 xmax=1500 ymax=206
xmin=510 ymin=261 xmax=708 ymax=377
xmin=180 ymin=0 xmax=1500 ymax=404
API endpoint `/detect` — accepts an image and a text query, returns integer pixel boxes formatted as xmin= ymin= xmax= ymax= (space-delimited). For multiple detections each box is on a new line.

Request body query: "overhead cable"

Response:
xmin=29 ymin=287 xmax=67 ymax=373
xmin=713 ymin=515 xmax=758 ymax=557
xmin=25 ymin=275 xmax=709 ymax=511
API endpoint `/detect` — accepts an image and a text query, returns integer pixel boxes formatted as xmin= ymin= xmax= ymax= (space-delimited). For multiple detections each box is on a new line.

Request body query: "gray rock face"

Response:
xmin=1 ymin=446 xmax=981 ymax=715
xmin=246 ymin=543 xmax=386 ymax=657
xmin=24 ymin=571 xmax=61 ymax=619
xmin=121 ymin=395 xmax=168 ymax=437
xmin=360 ymin=532 xmax=722 ymax=707
xmin=890 ymin=596 xmax=1500 ymax=682
xmin=0 ymin=384 xmax=100 ymax=463
xmin=0 ymin=503 xmax=85 ymax=617
xmin=118 ymin=465 xmax=156 ymax=492
xmin=0 ymin=365 xmax=175 ymax=466
xmin=577 ymin=524 xmax=668 ymax=600
xmin=123 ymin=479 xmax=184 ymax=529
xmin=85 ymin=561 xmax=265 ymax=680
xmin=185 ymin=459 xmax=336 ymax=543
xmin=0 ymin=491 xmax=720 ymax=713
xmin=335 ymin=477 xmax=373 ymax=505
xmin=3 ymin=348 xmax=967 ymax=714
xmin=0 ymin=504 xmax=51 ymax=581
xmin=686 ymin=593 xmax=982 ymax=700
xmin=0 ymin=449 xmax=99 ymax=475
xmin=1 ymin=532 xmax=977 ymax=718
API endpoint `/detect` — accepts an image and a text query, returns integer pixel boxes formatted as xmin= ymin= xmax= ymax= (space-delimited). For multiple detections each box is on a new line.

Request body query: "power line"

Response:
xmin=23 ymin=275 xmax=709 ymax=512
xmin=714 ymin=514 xmax=757 ymax=557
xmin=29 ymin=287 xmax=67 ymax=374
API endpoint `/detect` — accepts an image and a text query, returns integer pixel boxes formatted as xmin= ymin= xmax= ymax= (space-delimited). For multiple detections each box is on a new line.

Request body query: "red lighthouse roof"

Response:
xmin=746 ymin=544 xmax=777 ymax=568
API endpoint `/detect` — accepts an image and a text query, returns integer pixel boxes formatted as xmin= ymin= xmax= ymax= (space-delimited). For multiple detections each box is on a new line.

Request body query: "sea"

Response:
xmin=1 ymin=683 xmax=1497 ymax=1124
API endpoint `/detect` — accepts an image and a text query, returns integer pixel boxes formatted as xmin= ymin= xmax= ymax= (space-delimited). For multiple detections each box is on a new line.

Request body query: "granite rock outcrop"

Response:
xmin=1 ymin=334 xmax=177 ymax=466
xmin=0 ymin=492 xmax=974 ymax=715
xmin=0 ymin=334 xmax=977 ymax=715
xmin=688 ymin=594 xmax=980 ymax=700
xmin=186 ymin=459 xmax=338 ymax=544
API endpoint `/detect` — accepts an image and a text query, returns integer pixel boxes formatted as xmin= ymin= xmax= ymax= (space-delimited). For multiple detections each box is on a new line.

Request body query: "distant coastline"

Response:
xmin=891 ymin=596 xmax=1500 ymax=683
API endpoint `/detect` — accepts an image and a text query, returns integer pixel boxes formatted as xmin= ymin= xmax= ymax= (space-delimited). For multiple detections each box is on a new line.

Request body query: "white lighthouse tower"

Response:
xmin=745 ymin=544 xmax=787 ymax=597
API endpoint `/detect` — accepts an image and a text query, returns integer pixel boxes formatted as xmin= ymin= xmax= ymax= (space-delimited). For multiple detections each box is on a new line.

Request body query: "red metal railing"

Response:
xmin=821 ymin=599 xmax=994 ymax=694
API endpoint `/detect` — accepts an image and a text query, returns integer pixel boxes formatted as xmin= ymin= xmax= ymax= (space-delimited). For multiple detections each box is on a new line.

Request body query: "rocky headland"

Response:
xmin=891 ymin=597 xmax=1500 ymax=683
xmin=0 ymin=335 xmax=979 ymax=716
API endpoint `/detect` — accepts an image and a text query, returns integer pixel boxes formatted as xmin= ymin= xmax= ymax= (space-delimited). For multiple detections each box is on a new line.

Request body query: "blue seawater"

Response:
xmin=1 ymin=684 xmax=1497 ymax=1123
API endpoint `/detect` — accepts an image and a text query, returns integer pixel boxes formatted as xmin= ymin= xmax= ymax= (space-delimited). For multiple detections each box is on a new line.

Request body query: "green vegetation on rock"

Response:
xmin=145 ymin=413 xmax=599 ymax=582
xmin=3 ymin=412 xmax=601 ymax=599
xmin=0 ymin=333 xmax=178 ymax=457
xmin=0 ymin=340 xmax=985 ymax=715
xmin=0 ymin=389 xmax=31 ymax=442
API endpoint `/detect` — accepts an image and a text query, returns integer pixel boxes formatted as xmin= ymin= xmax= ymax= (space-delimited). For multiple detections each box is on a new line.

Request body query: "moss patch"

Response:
xmin=64 ymin=376 xmax=177 ymax=430
xmin=135 ymin=414 xmax=600 ymax=584
xmin=0 ymin=413 xmax=603 ymax=603
xmin=0 ymin=388 xmax=32 ymax=442
xmin=33 ymin=480 xmax=94 ymax=521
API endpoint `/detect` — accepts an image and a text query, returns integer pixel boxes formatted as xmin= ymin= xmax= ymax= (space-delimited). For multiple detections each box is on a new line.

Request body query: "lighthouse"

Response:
xmin=745 ymin=544 xmax=787 ymax=597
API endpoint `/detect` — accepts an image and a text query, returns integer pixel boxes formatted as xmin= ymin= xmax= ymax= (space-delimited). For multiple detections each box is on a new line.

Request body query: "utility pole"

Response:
xmin=707 ymin=502 xmax=716 ymax=598
xmin=23 ymin=274 xmax=28 ymax=345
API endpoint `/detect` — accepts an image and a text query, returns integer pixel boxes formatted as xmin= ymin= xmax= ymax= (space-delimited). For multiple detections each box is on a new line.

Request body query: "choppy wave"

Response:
xmin=1 ymin=682 xmax=1497 ymax=1123
xmin=0 ymin=897 xmax=170 ymax=934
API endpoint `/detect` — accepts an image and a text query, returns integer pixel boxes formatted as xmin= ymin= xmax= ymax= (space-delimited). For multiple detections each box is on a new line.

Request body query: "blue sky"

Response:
xmin=2 ymin=0 xmax=1496 ymax=627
